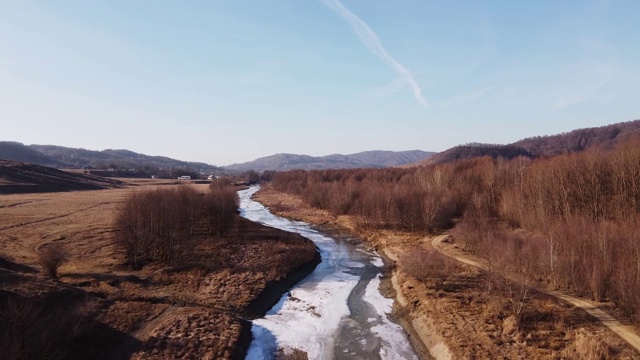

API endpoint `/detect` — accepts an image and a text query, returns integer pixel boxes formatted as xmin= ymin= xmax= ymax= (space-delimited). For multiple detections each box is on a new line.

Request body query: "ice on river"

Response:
xmin=239 ymin=186 xmax=417 ymax=360
xmin=363 ymin=275 xmax=419 ymax=360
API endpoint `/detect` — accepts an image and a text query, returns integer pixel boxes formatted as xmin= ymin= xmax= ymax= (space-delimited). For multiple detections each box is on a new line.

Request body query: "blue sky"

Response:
xmin=1 ymin=1 xmax=638 ymax=165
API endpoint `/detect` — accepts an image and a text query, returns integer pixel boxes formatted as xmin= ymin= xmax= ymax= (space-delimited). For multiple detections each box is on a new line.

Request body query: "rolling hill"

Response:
xmin=0 ymin=160 xmax=123 ymax=194
xmin=0 ymin=142 xmax=223 ymax=176
xmin=418 ymin=119 xmax=640 ymax=166
xmin=224 ymin=150 xmax=435 ymax=172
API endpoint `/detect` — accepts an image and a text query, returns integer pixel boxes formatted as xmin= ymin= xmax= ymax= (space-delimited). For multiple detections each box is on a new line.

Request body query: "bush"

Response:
xmin=0 ymin=294 xmax=89 ymax=360
xmin=37 ymin=244 xmax=67 ymax=279
xmin=399 ymin=247 xmax=459 ymax=287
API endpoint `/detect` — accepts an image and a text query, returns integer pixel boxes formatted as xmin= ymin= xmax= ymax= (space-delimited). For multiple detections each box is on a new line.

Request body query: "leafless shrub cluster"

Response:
xmin=114 ymin=184 xmax=238 ymax=267
xmin=0 ymin=294 xmax=89 ymax=360
xmin=272 ymin=167 xmax=468 ymax=232
xmin=399 ymin=247 xmax=459 ymax=287
xmin=271 ymin=139 xmax=640 ymax=322
xmin=207 ymin=179 xmax=240 ymax=236
xmin=561 ymin=328 xmax=613 ymax=360
xmin=37 ymin=243 xmax=68 ymax=279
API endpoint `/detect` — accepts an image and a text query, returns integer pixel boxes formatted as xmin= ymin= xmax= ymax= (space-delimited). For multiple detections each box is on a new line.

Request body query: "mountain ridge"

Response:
xmin=224 ymin=150 xmax=435 ymax=172
xmin=0 ymin=142 xmax=223 ymax=176
xmin=417 ymin=119 xmax=640 ymax=166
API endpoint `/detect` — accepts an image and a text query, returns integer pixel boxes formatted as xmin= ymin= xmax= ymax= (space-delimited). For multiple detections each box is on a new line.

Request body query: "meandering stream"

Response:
xmin=239 ymin=186 xmax=418 ymax=360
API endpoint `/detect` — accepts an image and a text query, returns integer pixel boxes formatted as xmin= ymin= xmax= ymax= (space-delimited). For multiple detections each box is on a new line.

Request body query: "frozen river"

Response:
xmin=239 ymin=186 xmax=418 ymax=360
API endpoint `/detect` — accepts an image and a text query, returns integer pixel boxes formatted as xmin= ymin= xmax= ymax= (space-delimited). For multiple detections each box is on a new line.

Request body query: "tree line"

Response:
xmin=270 ymin=139 xmax=640 ymax=323
xmin=113 ymin=179 xmax=238 ymax=268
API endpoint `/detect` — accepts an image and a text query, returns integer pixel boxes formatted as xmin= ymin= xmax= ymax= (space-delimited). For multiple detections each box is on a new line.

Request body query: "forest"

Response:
xmin=270 ymin=139 xmax=640 ymax=324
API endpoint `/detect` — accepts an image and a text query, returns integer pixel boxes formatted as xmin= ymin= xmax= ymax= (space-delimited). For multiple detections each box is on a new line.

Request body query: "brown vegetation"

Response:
xmin=0 ymin=292 xmax=93 ymax=360
xmin=271 ymin=139 xmax=640 ymax=325
xmin=257 ymin=182 xmax=640 ymax=359
xmin=414 ymin=119 xmax=640 ymax=167
xmin=113 ymin=183 xmax=238 ymax=267
xmin=0 ymin=180 xmax=319 ymax=359
xmin=37 ymin=243 xmax=68 ymax=279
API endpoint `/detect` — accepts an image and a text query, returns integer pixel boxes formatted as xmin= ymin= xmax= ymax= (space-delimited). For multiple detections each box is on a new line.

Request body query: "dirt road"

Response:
xmin=431 ymin=235 xmax=640 ymax=354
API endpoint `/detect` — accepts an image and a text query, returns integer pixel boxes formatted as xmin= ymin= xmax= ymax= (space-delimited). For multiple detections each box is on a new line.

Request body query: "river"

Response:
xmin=239 ymin=186 xmax=419 ymax=360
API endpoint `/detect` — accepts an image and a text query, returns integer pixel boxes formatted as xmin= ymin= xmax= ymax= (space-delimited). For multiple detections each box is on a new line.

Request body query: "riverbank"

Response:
xmin=254 ymin=183 xmax=640 ymax=359
xmin=253 ymin=185 xmax=440 ymax=359
xmin=0 ymin=183 xmax=320 ymax=359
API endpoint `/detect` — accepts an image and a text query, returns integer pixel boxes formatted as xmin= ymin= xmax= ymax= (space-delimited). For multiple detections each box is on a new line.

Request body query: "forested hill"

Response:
xmin=418 ymin=119 xmax=640 ymax=166
xmin=513 ymin=119 xmax=640 ymax=157
xmin=0 ymin=142 xmax=222 ymax=175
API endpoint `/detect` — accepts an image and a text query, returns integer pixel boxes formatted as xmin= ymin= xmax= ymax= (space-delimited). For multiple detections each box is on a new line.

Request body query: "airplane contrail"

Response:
xmin=322 ymin=0 xmax=428 ymax=107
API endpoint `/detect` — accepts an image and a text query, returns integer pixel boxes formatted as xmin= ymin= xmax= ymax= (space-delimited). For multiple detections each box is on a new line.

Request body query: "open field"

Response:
xmin=254 ymin=184 xmax=640 ymax=359
xmin=0 ymin=180 xmax=319 ymax=359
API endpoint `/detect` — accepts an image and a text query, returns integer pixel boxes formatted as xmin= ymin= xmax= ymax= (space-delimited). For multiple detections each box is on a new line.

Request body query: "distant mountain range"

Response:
xmin=418 ymin=119 xmax=640 ymax=166
xmin=0 ymin=142 xmax=436 ymax=174
xmin=224 ymin=150 xmax=436 ymax=172
xmin=0 ymin=142 xmax=222 ymax=177
xmin=3 ymin=119 xmax=638 ymax=176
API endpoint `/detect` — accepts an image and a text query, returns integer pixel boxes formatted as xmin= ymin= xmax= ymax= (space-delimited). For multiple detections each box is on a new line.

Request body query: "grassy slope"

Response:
xmin=0 ymin=182 xmax=319 ymax=360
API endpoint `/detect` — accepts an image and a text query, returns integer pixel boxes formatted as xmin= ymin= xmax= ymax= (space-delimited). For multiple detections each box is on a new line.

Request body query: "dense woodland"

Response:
xmin=271 ymin=139 xmax=640 ymax=323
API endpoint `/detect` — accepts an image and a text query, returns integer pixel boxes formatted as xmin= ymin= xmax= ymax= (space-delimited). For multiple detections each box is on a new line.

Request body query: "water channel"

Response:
xmin=239 ymin=186 xmax=419 ymax=360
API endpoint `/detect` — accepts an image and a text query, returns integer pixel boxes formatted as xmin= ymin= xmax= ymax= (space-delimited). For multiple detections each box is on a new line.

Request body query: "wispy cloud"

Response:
xmin=554 ymin=61 xmax=614 ymax=108
xmin=322 ymin=0 xmax=428 ymax=107
xmin=439 ymin=85 xmax=498 ymax=107
xmin=365 ymin=76 xmax=406 ymax=100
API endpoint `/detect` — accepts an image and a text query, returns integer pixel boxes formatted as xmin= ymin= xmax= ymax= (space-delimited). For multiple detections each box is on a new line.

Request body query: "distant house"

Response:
xmin=207 ymin=175 xmax=214 ymax=180
xmin=151 ymin=175 xmax=159 ymax=179
xmin=178 ymin=176 xmax=191 ymax=180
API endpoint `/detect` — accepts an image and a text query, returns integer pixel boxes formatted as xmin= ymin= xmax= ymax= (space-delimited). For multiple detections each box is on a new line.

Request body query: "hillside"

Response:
xmin=0 ymin=142 xmax=64 ymax=167
xmin=513 ymin=119 xmax=640 ymax=157
xmin=0 ymin=142 xmax=223 ymax=176
xmin=419 ymin=119 xmax=640 ymax=166
xmin=422 ymin=144 xmax=533 ymax=166
xmin=224 ymin=150 xmax=435 ymax=172
xmin=0 ymin=160 xmax=122 ymax=194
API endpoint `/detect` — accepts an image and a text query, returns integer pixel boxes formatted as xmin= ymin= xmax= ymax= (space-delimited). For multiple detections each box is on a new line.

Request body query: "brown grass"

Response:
xmin=0 ymin=180 xmax=318 ymax=359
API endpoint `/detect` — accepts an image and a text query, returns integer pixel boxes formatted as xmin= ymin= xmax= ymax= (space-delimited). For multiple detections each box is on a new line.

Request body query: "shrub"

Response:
xmin=37 ymin=244 xmax=67 ymax=279
xmin=561 ymin=328 xmax=612 ymax=360
xmin=399 ymin=247 xmax=458 ymax=287
xmin=0 ymin=294 xmax=89 ymax=360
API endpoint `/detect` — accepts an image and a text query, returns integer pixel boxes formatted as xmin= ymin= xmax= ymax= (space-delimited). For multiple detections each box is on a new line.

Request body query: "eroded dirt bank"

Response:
xmin=254 ymin=183 xmax=640 ymax=359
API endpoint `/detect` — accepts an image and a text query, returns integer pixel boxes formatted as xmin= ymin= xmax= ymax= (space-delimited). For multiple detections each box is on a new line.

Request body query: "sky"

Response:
xmin=1 ymin=1 xmax=639 ymax=166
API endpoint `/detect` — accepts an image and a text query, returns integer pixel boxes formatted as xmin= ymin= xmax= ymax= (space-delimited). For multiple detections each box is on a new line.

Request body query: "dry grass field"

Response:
xmin=255 ymin=184 xmax=640 ymax=360
xmin=0 ymin=180 xmax=319 ymax=359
